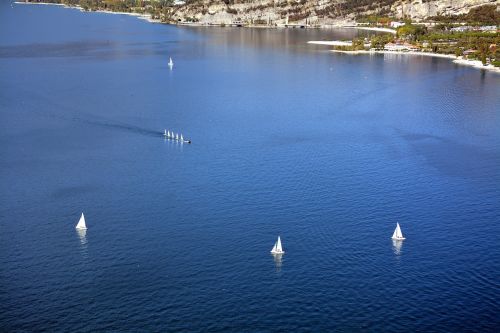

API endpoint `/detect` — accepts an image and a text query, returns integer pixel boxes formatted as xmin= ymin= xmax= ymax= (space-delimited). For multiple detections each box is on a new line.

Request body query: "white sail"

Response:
xmin=168 ymin=130 xmax=171 ymax=138
xmin=175 ymin=133 xmax=179 ymax=140
xmin=276 ymin=236 xmax=282 ymax=252
xmin=392 ymin=223 xmax=405 ymax=240
xmin=76 ymin=213 xmax=87 ymax=230
xmin=164 ymin=129 xmax=167 ymax=136
xmin=271 ymin=236 xmax=284 ymax=254
xmin=180 ymin=134 xmax=184 ymax=141
xmin=168 ymin=57 xmax=173 ymax=67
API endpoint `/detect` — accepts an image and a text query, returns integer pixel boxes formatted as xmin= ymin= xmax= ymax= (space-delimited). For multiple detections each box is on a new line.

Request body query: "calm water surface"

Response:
xmin=1 ymin=2 xmax=499 ymax=332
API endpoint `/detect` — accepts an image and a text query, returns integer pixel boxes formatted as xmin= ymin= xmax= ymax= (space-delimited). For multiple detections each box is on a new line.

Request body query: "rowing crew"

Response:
xmin=164 ymin=129 xmax=191 ymax=143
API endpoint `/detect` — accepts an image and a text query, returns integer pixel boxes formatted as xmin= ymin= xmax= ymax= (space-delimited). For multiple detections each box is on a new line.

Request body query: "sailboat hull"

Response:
xmin=270 ymin=250 xmax=284 ymax=254
xmin=391 ymin=236 xmax=405 ymax=240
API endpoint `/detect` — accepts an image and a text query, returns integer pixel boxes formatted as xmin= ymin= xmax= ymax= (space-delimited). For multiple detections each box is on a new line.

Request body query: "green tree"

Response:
xmin=370 ymin=34 xmax=393 ymax=49
xmin=397 ymin=24 xmax=427 ymax=42
xmin=352 ymin=38 xmax=365 ymax=50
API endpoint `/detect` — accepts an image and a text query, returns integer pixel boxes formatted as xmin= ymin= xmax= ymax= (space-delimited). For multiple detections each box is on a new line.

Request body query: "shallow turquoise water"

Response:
xmin=1 ymin=2 xmax=499 ymax=332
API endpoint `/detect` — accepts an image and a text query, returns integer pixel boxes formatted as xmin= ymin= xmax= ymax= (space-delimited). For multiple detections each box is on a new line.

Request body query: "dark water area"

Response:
xmin=1 ymin=1 xmax=499 ymax=332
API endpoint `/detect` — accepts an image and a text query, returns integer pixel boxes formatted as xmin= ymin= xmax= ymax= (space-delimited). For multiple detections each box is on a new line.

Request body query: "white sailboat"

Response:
xmin=168 ymin=57 xmax=174 ymax=67
xmin=164 ymin=129 xmax=168 ymax=137
xmin=175 ymin=133 xmax=179 ymax=141
xmin=391 ymin=222 xmax=405 ymax=240
xmin=75 ymin=213 xmax=87 ymax=230
xmin=270 ymin=236 xmax=284 ymax=254
xmin=180 ymin=134 xmax=184 ymax=142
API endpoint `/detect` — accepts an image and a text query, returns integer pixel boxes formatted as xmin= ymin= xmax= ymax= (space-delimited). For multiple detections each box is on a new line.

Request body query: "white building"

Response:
xmin=479 ymin=26 xmax=497 ymax=32
xmin=384 ymin=42 xmax=419 ymax=52
xmin=451 ymin=25 xmax=497 ymax=32
xmin=390 ymin=21 xmax=405 ymax=28
xmin=451 ymin=26 xmax=472 ymax=32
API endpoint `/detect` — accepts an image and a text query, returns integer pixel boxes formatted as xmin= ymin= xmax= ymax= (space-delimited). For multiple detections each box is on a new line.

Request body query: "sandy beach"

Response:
xmin=452 ymin=58 xmax=500 ymax=72
xmin=307 ymin=41 xmax=352 ymax=46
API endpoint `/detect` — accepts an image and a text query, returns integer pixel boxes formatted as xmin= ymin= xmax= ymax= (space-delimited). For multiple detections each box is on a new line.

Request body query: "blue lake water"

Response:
xmin=1 ymin=2 xmax=499 ymax=332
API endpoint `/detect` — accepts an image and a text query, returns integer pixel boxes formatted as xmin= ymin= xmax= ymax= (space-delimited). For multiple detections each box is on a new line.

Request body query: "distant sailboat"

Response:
xmin=164 ymin=129 xmax=168 ymax=137
xmin=168 ymin=57 xmax=174 ymax=67
xmin=270 ymin=236 xmax=284 ymax=254
xmin=175 ymin=133 xmax=179 ymax=141
xmin=76 ymin=213 xmax=87 ymax=230
xmin=180 ymin=134 xmax=184 ymax=142
xmin=391 ymin=222 xmax=405 ymax=240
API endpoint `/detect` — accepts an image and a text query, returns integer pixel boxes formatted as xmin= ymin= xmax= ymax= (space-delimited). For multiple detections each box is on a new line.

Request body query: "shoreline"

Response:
xmin=331 ymin=49 xmax=456 ymax=59
xmin=12 ymin=2 xmax=394 ymax=32
xmin=14 ymin=2 xmax=500 ymax=74
xmin=307 ymin=41 xmax=352 ymax=46
xmin=14 ymin=1 xmax=66 ymax=5
xmin=331 ymin=50 xmax=500 ymax=73
xmin=308 ymin=41 xmax=500 ymax=73
xmin=14 ymin=1 xmax=161 ymax=23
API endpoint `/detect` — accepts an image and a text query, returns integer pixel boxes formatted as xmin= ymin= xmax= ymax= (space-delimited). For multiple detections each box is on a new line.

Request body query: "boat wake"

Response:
xmin=80 ymin=118 xmax=162 ymax=137
xmin=9 ymin=86 xmax=163 ymax=138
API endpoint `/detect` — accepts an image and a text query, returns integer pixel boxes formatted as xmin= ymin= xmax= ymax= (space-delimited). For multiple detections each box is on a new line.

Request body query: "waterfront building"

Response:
xmin=384 ymin=42 xmax=419 ymax=52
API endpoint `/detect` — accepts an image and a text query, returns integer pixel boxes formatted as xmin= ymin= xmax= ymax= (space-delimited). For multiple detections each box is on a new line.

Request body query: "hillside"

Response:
xmin=27 ymin=0 xmax=499 ymax=26
xmin=169 ymin=0 xmax=499 ymax=25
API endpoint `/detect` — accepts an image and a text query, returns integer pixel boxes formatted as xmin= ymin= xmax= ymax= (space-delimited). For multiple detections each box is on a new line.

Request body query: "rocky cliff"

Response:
xmin=393 ymin=0 xmax=498 ymax=20
xmin=169 ymin=0 xmax=498 ymax=25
